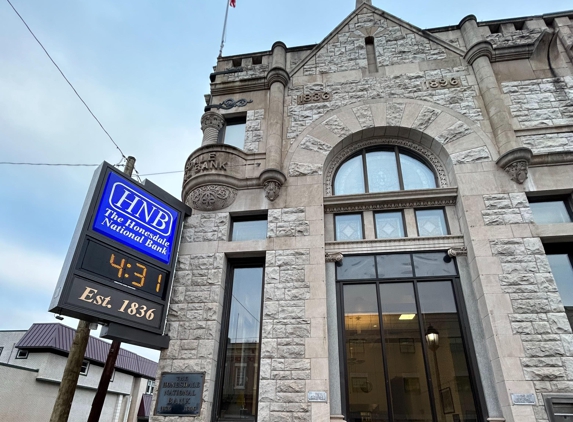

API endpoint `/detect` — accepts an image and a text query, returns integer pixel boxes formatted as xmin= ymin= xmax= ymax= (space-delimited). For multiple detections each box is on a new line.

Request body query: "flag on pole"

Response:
xmin=230 ymin=0 xmax=236 ymax=7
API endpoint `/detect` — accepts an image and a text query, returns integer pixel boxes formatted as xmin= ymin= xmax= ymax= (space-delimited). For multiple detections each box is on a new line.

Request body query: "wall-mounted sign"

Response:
xmin=511 ymin=393 xmax=536 ymax=405
xmin=307 ymin=391 xmax=328 ymax=402
xmin=155 ymin=373 xmax=204 ymax=416
xmin=49 ymin=162 xmax=191 ymax=341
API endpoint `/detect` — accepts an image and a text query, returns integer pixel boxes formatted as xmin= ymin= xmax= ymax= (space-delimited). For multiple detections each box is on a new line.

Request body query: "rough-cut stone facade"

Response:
xmin=153 ymin=4 xmax=573 ymax=422
xmin=503 ymin=77 xmax=573 ymax=128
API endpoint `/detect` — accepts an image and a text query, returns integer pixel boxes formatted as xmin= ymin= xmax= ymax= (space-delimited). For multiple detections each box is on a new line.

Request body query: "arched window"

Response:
xmin=333 ymin=146 xmax=437 ymax=195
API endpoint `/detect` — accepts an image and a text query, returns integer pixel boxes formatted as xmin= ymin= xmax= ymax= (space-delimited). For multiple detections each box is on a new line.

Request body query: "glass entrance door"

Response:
xmin=338 ymin=253 xmax=479 ymax=422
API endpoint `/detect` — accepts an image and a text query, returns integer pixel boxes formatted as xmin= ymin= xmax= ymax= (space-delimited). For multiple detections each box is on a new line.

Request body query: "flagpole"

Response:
xmin=218 ymin=0 xmax=231 ymax=58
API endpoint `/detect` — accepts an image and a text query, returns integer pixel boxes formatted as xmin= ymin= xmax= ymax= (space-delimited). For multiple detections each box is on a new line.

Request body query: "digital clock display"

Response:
xmin=80 ymin=240 xmax=167 ymax=298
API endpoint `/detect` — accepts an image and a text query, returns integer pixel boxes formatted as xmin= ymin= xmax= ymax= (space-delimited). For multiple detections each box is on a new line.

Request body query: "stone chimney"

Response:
xmin=356 ymin=0 xmax=372 ymax=7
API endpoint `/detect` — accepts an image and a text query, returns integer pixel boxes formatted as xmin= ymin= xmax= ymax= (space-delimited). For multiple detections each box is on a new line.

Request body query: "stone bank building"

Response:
xmin=151 ymin=1 xmax=573 ymax=422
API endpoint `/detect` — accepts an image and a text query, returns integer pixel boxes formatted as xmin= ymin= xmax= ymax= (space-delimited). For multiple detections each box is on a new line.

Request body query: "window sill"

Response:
xmin=324 ymin=187 xmax=458 ymax=214
xmin=531 ymin=222 xmax=573 ymax=243
xmin=326 ymin=235 xmax=464 ymax=254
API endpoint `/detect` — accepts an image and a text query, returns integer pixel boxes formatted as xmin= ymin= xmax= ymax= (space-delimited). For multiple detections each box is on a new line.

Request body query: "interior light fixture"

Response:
xmin=399 ymin=314 xmax=416 ymax=320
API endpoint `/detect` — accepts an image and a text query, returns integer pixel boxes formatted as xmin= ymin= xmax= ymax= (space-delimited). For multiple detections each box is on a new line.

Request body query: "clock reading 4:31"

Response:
xmin=110 ymin=254 xmax=162 ymax=292
xmin=80 ymin=240 xmax=168 ymax=298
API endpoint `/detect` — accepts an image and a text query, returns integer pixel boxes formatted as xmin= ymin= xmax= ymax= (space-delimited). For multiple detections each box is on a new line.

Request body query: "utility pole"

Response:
xmin=87 ymin=156 xmax=135 ymax=422
xmin=49 ymin=320 xmax=91 ymax=422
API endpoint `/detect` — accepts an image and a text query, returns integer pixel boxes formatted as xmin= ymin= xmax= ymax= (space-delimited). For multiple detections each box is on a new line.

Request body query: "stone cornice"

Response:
xmin=210 ymin=78 xmax=267 ymax=97
xmin=325 ymin=235 xmax=465 ymax=254
xmin=323 ymin=187 xmax=458 ymax=214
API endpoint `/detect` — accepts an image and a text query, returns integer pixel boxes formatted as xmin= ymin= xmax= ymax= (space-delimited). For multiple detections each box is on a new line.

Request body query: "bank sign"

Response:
xmin=93 ymin=171 xmax=176 ymax=264
xmin=50 ymin=162 xmax=191 ymax=340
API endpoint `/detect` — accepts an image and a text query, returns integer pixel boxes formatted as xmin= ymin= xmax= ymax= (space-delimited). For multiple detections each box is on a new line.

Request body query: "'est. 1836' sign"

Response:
xmin=50 ymin=162 xmax=191 ymax=340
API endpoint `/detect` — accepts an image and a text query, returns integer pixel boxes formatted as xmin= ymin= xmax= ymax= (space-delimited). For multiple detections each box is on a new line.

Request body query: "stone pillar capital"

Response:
xmin=496 ymin=147 xmax=533 ymax=184
xmin=464 ymin=40 xmax=494 ymax=65
xmin=200 ymin=111 xmax=225 ymax=132
xmin=266 ymin=67 xmax=290 ymax=87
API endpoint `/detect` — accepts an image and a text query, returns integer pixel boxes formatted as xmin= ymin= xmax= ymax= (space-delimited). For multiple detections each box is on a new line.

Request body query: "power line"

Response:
xmin=5 ymin=0 xmax=127 ymax=162
xmin=139 ymin=170 xmax=183 ymax=176
xmin=0 ymin=162 xmax=99 ymax=167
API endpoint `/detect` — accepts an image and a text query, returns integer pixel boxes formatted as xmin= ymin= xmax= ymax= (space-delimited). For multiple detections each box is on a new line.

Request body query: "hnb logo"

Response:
xmin=109 ymin=182 xmax=174 ymax=237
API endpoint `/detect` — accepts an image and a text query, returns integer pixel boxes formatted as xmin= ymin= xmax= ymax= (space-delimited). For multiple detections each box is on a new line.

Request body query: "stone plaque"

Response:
xmin=307 ymin=391 xmax=328 ymax=402
xmin=511 ymin=393 xmax=536 ymax=405
xmin=155 ymin=373 xmax=205 ymax=416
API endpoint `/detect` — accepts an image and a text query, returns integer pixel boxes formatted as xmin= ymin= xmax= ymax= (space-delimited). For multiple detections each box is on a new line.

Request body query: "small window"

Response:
xmin=221 ymin=116 xmax=246 ymax=149
xmin=415 ymin=209 xmax=448 ymax=237
xmin=0 ymin=347 xmax=3 ymax=357
xmin=80 ymin=360 xmax=90 ymax=376
xmin=529 ymin=199 xmax=573 ymax=224
xmin=146 ymin=379 xmax=156 ymax=395
xmin=231 ymin=215 xmax=268 ymax=241
xmin=545 ymin=243 xmax=573 ymax=331
xmin=375 ymin=211 xmax=405 ymax=238
xmin=16 ymin=349 xmax=28 ymax=359
xmin=335 ymin=214 xmax=364 ymax=241
xmin=234 ymin=363 xmax=247 ymax=389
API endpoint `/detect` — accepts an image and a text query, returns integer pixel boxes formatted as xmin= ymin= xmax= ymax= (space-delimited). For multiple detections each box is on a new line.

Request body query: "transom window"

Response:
xmin=334 ymin=147 xmax=438 ymax=196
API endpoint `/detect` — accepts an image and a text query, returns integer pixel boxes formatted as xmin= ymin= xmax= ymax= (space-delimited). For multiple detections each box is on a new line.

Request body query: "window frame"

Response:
xmin=528 ymin=195 xmax=573 ymax=224
xmin=230 ymin=213 xmax=268 ymax=241
xmin=212 ymin=258 xmax=266 ymax=422
xmin=220 ymin=115 xmax=247 ymax=149
xmin=146 ymin=379 xmax=156 ymax=395
xmin=332 ymin=146 xmax=439 ymax=196
xmin=334 ymin=213 xmax=365 ymax=241
xmin=15 ymin=349 xmax=28 ymax=359
xmin=335 ymin=251 xmax=487 ymax=422
xmin=414 ymin=207 xmax=450 ymax=237
xmin=80 ymin=360 xmax=90 ymax=376
xmin=374 ymin=210 xmax=407 ymax=239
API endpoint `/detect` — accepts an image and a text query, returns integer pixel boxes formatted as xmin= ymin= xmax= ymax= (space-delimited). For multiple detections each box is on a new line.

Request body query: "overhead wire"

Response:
xmin=5 ymin=0 xmax=130 ymax=165
xmin=0 ymin=162 xmax=99 ymax=167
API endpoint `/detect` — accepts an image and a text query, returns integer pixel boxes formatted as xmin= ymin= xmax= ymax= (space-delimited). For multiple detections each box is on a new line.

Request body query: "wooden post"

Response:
xmin=49 ymin=320 xmax=91 ymax=422
xmin=87 ymin=340 xmax=121 ymax=422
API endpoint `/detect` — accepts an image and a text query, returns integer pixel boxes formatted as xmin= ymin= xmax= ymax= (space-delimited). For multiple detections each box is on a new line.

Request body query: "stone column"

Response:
xmin=460 ymin=15 xmax=532 ymax=183
xmin=200 ymin=111 xmax=225 ymax=146
xmin=260 ymin=41 xmax=289 ymax=201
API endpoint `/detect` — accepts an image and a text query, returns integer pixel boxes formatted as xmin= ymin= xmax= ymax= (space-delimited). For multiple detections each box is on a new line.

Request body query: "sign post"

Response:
xmin=49 ymin=160 xmax=191 ymax=420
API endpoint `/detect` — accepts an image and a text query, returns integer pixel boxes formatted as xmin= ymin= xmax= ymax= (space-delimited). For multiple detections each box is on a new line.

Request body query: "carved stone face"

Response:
xmin=264 ymin=181 xmax=281 ymax=201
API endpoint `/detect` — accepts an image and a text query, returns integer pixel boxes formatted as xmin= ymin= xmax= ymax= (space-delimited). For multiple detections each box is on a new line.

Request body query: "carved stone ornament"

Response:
xmin=200 ymin=111 xmax=225 ymax=132
xmin=504 ymin=160 xmax=529 ymax=184
xmin=206 ymin=98 xmax=253 ymax=111
xmin=324 ymin=138 xmax=448 ymax=196
xmin=325 ymin=252 xmax=344 ymax=262
xmin=496 ymin=147 xmax=532 ymax=184
xmin=447 ymin=247 xmax=468 ymax=257
xmin=187 ymin=185 xmax=237 ymax=211
xmin=264 ymin=180 xmax=282 ymax=201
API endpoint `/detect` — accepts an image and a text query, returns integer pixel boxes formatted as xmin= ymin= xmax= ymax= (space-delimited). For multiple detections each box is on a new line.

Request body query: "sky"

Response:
xmin=1 ymin=0 xmax=571 ymax=362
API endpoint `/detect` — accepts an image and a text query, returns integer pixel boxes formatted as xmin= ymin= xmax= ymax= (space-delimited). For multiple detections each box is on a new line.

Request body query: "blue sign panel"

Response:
xmin=92 ymin=171 xmax=178 ymax=264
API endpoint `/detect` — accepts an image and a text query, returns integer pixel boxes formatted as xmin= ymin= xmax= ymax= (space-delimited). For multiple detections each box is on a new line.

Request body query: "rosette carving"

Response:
xmin=187 ymin=185 xmax=237 ymax=211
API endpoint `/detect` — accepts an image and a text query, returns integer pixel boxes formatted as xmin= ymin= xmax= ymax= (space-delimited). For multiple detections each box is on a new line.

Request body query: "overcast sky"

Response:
xmin=1 ymin=0 xmax=571 ymax=361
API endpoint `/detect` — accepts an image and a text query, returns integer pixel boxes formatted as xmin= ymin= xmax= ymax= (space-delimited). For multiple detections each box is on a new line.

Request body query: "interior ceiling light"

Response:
xmin=399 ymin=314 xmax=416 ymax=320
